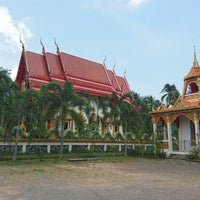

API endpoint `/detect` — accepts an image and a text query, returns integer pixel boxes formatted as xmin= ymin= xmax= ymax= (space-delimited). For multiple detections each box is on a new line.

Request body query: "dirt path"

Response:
xmin=0 ymin=159 xmax=200 ymax=200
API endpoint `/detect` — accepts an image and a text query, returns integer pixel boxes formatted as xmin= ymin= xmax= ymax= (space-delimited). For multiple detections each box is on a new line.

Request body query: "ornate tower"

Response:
xmin=182 ymin=46 xmax=200 ymax=106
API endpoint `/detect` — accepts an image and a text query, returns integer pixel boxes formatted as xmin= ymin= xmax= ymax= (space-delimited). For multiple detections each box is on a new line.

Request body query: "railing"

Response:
xmin=0 ymin=141 xmax=153 ymax=154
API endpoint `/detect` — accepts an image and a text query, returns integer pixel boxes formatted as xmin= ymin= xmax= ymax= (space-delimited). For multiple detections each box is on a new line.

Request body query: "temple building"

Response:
xmin=16 ymin=43 xmax=130 ymax=97
xmin=150 ymin=47 xmax=200 ymax=154
xmin=15 ymin=43 xmax=131 ymax=136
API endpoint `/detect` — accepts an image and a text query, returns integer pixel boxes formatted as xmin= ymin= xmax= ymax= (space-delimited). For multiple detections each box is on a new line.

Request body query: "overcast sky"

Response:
xmin=1 ymin=0 xmax=200 ymax=100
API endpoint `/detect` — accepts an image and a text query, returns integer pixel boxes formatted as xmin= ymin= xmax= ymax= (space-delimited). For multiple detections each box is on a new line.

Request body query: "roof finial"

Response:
xmin=54 ymin=37 xmax=60 ymax=54
xmin=40 ymin=38 xmax=45 ymax=54
xmin=124 ymin=68 xmax=126 ymax=77
xmin=103 ymin=54 xmax=107 ymax=64
xmin=19 ymin=35 xmax=24 ymax=50
xmin=193 ymin=45 xmax=199 ymax=67
xmin=113 ymin=62 xmax=115 ymax=70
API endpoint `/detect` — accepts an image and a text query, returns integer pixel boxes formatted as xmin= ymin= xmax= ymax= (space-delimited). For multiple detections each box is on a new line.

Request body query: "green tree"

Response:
xmin=110 ymin=92 xmax=142 ymax=156
xmin=0 ymin=69 xmax=18 ymax=135
xmin=45 ymin=81 xmax=86 ymax=159
xmin=141 ymin=95 xmax=161 ymax=136
xmin=142 ymin=95 xmax=160 ymax=111
xmin=10 ymin=89 xmax=38 ymax=161
xmin=161 ymin=83 xmax=179 ymax=106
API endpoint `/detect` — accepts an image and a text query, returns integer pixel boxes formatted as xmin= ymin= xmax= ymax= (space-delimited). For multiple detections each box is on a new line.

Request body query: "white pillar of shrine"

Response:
xmin=194 ymin=120 xmax=199 ymax=145
xmin=166 ymin=116 xmax=173 ymax=152
xmin=153 ymin=118 xmax=157 ymax=151
xmin=163 ymin=125 xmax=167 ymax=140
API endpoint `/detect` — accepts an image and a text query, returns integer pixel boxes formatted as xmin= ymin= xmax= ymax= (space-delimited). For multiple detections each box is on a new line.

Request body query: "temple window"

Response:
xmin=186 ymin=82 xmax=199 ymax=95
xmin=104 ymin=122 xmax=109 ymax=131
xmin=114 ymin=125 xmax=119 ymax=132
xmin=47 ymin=120 xmax=51 ymax=129
xmin=64 ymin=119 xmax=71 ymax=130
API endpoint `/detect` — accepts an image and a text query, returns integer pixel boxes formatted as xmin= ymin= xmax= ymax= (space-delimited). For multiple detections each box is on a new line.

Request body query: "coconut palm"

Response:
xmin=161 ymin=83 xmax=179 ymax=106
xmin=44 ymin=81 xmax=87 ymax=159
xmin=142 ymin=95 xmax=160 ymax=111
xmin=10 ymin=89 xmax=39 ymax=161
xmin=110 ymin=92 xmax=142 ymax=156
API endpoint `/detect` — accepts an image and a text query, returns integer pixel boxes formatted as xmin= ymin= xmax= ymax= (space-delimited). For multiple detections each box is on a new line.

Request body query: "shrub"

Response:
xmin=125 ymin=132 xmax=133 ymax=141
xmin=103 ymin=131 xmax=113 ymax=140
xmin=64 ymin=129 xmax=76 ymax=139
xmin=46 ymin=128 xmax=60 ymax=138
xmin=91 ymin=131 xmax=102 ymax=140
xmin=11 ymin=126 xmax=26 ymax=138
xmin=114 ymin=132 xmax=124 ymax=140
xmin=128 ymin=146 xmax=166 ymax=159
xmin=187 ymin=146 xmax=200 ymax=160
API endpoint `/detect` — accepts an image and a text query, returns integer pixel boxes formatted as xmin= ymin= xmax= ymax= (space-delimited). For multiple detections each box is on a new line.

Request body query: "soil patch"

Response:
xmin=0 ymin=159 xmax=200 ymax=200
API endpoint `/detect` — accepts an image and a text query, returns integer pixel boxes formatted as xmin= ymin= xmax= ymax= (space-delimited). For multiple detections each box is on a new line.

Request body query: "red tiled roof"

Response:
xmin=107 ymin=69 xmax=122 ymax=93
xmin=45 ymin=52 xmax=65 ymax=81
xmin=116 ymin=75 xmax=131 ymax=94
xmin=60 ymin=52 xmax=112 ymax=85
xmin=25 ymin=51 xmax=50 ymax=81
xmin=16 ymin=48 xmax=131 ymax=97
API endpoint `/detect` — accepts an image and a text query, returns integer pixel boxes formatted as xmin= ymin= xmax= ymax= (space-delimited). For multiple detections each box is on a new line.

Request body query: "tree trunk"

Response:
xmin=12 ymin=127 xmax=19 ymax=161
xmin=124 ymin=134 xmax=128 ymax=157
xmin=59 ymin=120 xmax=65 ymax=159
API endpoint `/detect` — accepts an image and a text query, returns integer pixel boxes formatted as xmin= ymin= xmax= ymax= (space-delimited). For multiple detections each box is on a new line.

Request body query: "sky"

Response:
xmin=0 ymin=0 xmax=200 ymax=100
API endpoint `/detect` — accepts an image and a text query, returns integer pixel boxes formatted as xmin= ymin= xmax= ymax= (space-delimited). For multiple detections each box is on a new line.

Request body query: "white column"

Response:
xmin=163 ymin=125 xmax=167 ymax=140
xmin=22 ymin=144 xmax=26 ymax=153
xmin=47 ymin=144 xmax=51 ymax=153
xmin=119 ymin=145 xmax=122 ymax=152
xmin=69 ymin=144 xmax=72 ymax=152
xmin=104 ymin=144 xmax=107 ymax=152
xmin=194 ymin=120 xmax=199 ymax=145
xmin=167 ymin=122 xmax=173 ymax=152
xmin=153 ymin=122 xmax=157 ymax=151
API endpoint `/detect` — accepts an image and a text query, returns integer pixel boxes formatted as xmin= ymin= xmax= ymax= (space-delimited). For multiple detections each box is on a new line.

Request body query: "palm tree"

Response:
xmin=161 ymin=83 xmax=179 ymax=106
xmin=142 ymin=95 xmax=160 ymax=111
xmin=10 ymin=89 xmax=39 ymax=161
xmin=45 ymin=81 xmax=86 ymax=159
xmin=110 ymin=92 xmax=142 ymax=156
xmin=78 ymin=91 xmax=111 ymax=137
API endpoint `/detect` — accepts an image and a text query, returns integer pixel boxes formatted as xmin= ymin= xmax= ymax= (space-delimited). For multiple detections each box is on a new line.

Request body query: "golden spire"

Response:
xmin=193 ymin=45 xmax=199 ymax=67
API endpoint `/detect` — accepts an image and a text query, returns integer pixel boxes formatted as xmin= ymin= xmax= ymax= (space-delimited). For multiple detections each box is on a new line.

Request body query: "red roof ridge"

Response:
xmin=109 ymin=68 xmax=122 ymax=92
xmin=102 ymin=62 xmax=114 ymax=88
xmin=123 ymin=74 xmax=131 ymax=92
xmin=60 ymin=51 xmax=102 ymax=66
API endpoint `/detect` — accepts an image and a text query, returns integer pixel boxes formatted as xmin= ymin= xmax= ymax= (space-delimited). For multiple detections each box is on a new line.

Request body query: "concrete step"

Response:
xmin=168 ymin=153 xmax=187 ymax=160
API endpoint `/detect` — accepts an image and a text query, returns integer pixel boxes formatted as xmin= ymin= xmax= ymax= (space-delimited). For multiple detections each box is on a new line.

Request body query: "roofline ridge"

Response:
xmin=112 ymin=68 xmax=122 ymax=91
xmin=102 ymin=62 xmax=115 ymax=91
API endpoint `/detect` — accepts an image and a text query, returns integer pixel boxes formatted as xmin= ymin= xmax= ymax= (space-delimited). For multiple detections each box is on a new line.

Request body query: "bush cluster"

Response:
xmin=127 ymin=147 xmax=166 ymax=159
xmin=187 ymin=146 xmax=200 ymax=160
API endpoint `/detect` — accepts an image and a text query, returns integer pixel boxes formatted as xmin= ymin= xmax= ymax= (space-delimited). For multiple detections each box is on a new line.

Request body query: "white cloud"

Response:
xmin=0 ymin=6 xmax=33 ymax=52
xmin=114 ymin=0 xmax=150 ymax=8
xmin=10 ymin=66 xmax=18 ymax=80
xmin=83 ymin=0 xmax=151 ymax=11
xmin=128 ymin=0 xmax=149 ymax=7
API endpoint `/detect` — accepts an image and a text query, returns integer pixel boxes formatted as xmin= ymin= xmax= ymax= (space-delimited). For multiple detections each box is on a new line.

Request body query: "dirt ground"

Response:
xmin=0 ymin=158 xmax=200 ymax=200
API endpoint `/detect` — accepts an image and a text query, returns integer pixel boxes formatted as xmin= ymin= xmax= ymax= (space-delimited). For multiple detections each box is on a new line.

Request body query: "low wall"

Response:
xmin=0 ymin=140 xmax=153 ymax=154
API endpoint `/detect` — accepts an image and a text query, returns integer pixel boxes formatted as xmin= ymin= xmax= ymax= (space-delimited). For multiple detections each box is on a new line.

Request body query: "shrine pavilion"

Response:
xmin=150 ymin=47 xmax=200 ymax=154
